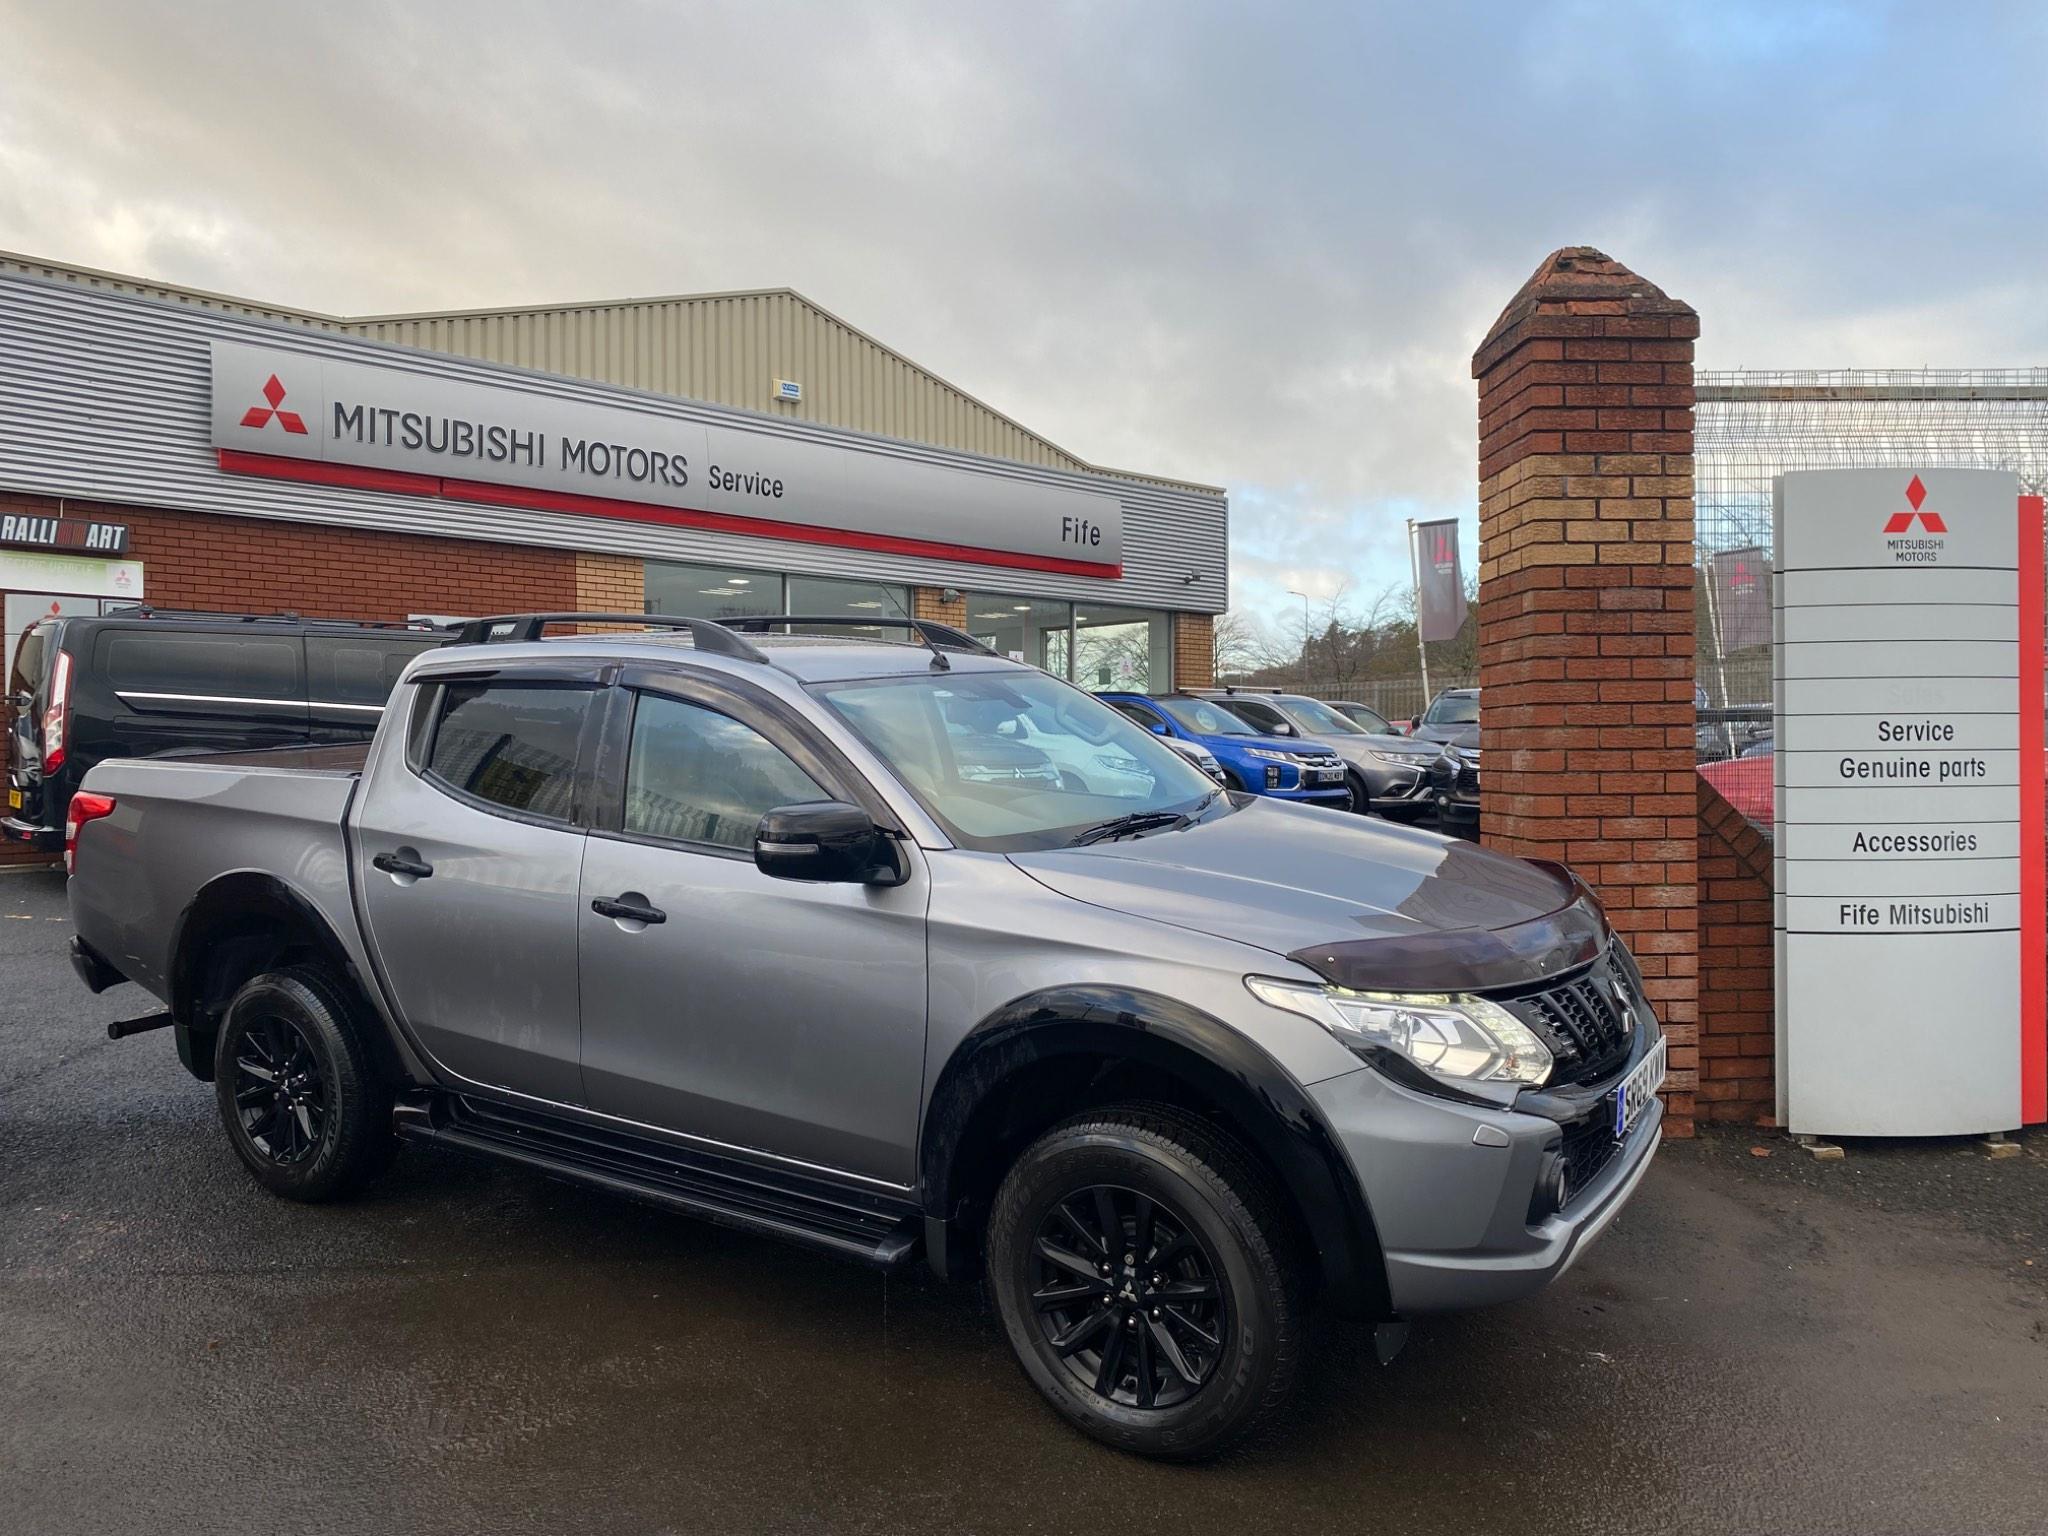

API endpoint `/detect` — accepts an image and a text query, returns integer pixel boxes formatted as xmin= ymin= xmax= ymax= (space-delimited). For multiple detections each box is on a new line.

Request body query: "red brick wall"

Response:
xmin=0 ymin=491 xmax=578 ymax=621
xmin=1471 ymin=249 xmax=1701 ymax=1136
xmin=2 ymin=491 xmax=580 ymax=865
xmin=1172 ymin=613 xmax=1216 ymax=689
xmin=1697 ymin=778 xmax=1776 ymax=1122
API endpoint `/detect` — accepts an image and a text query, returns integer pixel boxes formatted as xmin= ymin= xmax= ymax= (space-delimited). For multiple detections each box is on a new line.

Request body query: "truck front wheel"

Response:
xmin=213 ymin=967 xmax=394 ymax=1202
xmin=985 ymin=1103 xmax=1305 ymax=1459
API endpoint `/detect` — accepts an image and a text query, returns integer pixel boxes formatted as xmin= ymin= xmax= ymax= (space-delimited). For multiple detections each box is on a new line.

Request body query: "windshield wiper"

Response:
xmin=1068 ymin=792 xmax=1219 ymax=847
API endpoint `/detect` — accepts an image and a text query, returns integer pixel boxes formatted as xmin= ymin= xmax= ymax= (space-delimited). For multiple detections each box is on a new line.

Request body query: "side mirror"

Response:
xmin=755 ymin=801 xmax=905 ymax=886
xmin=1149 ymin=722 xmax=1169 ymax=735
xmin=1410 ymin=716 xmax=1422 ymax=731
xmin=1273 ymin=722 xmax=1296 ymax=735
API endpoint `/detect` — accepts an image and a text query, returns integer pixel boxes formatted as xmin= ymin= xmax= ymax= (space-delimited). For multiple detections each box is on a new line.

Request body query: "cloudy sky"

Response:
xmin=3 ymin=1 xmax=2043 ymax=636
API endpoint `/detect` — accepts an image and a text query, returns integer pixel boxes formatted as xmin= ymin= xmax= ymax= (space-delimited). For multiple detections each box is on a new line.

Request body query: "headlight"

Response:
xmin=1092 ymin=753 xmax=1151 ymax=777
xmin=1244 ymin=976 xmax=1552 ymax=1086
xmin=1368 ymin=749 xmax=1435 ymax=765
xmin=1243 ymin=747 xmax=1291 ymax=762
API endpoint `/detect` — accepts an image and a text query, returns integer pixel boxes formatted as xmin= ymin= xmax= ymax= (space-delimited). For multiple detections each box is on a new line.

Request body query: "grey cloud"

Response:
xmin=3 ymin=0 xmax=2043 ymax=627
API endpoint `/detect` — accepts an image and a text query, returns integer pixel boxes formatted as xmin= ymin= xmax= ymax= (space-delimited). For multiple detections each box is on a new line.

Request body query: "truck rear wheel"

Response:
xmin=213 ymin=967 xmax=394 ymax=1202
xmin=985 ymin=1103 xmax=1304 ymax=1460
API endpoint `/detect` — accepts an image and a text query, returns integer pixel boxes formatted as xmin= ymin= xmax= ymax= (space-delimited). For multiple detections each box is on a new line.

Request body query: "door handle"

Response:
xmin=591 ymin=895 xmax=666 ymax=925
xmin=372 ymin=852 xmax=434 ymax=880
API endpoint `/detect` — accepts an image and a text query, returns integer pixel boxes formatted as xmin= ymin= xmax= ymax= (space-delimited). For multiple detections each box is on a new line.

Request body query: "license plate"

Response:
xmin=1613 ymin=1036 xmax=1668 ymax=1138
xmin=6 ymin=788 xmax=19 ymax=810
xmin=1309 ymin=769 xmax=1343 ymax=785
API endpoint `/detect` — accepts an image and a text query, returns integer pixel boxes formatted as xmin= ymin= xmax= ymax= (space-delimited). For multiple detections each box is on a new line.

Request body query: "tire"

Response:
xmin=213 ymin=967 xmax=395 ymax=1202
xmin=986 ymin=1103 xmax=1305 ymax=1460
xmin=1343 ymin=771 xmax=1373 ymax=816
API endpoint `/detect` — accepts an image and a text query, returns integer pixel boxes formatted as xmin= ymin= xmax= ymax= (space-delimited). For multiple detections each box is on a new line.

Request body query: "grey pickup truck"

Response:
xmin=67 ymin=612 xmax=1665 ymax=1459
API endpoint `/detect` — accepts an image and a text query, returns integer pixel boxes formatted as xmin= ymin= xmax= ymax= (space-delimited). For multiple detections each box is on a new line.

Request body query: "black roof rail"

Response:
xmin=100 ymin=604 xmax=447 ymax=632
xmin=450 ymin=612 xmax=769 ymax=663
xmin=718 ymin=615 xmax=998 ymax=672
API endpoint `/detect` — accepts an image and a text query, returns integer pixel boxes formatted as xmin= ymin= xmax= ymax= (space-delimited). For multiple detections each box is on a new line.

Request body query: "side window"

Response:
xmin=97 ymin=630 xmax=300 ymax=699
xmin=1112 ymin=701 xmax=1162 ymax=731
xmin=623 ymin=693 xmax=827 ymax=851
xmin=1232 ymin=700 xmax=1285 ymax=732
xmin=308 ymin=635 xmax=441 ymax=707
xmin=424 ymin=682 xmax=591 ymax=822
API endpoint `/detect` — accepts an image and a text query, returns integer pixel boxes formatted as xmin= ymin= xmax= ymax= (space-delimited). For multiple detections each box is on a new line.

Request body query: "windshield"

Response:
xmin=1429 ymin=693 xmax=1480 ymax=725
xmin=1154 ymin=696 xmax=1260 ymax=736
xmin=1279 ymin=696 xmax=1365 ymax=735
xmin=813 ymin=670 xmax=1222 ymax=852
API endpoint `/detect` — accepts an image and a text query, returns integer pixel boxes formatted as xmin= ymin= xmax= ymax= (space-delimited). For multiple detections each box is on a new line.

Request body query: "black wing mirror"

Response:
xmin=755 ymin=801 xmax=906 ymax=886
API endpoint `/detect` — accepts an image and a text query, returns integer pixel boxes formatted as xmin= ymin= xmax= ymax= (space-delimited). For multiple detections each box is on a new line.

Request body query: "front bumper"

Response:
xmin=1308 ymin=1042 xmax=1664 ymax=1314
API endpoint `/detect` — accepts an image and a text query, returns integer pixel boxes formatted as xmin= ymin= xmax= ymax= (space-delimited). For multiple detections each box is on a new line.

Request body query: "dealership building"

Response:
xmin=0 ymin=253 xmax=1226 ymax=692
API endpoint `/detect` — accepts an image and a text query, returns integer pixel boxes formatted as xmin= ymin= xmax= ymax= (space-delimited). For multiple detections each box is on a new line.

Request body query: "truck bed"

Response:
xmin=68 ymin=749 xmax=365 ymax=1006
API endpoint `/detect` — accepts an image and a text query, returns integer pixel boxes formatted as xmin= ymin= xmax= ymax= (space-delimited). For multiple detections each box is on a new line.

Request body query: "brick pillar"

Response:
xmin=911 ymin=586 xmax=968 ymax=628
xmin=1173 ymin=613 xmax=1215 ymax=689
xmin=1471 ymin=247 xmax=1699 ymax=1135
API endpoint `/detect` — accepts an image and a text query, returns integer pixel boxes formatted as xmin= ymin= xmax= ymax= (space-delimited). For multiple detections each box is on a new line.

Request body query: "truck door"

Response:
xmin=575 ymin=672 xmax=929 ymax=1187
xmin=353 ymin=668 xmax=601 ymax=1104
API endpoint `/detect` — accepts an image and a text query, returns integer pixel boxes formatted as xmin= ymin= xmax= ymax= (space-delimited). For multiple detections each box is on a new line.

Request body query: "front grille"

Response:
xmin=1500 ymin=949 xmax=1640 ymax=1085
xmin=1293 ymin=752 xmax=1344 ymax=771
xmin=1456 ymin=760 xmax=1480 ymax=792
xmin=1557 ymin=1111 xmax=1621 ymax=1206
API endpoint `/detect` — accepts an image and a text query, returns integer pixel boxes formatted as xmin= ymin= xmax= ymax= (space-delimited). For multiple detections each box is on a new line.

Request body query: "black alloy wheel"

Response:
xmin=214 ymin=967 xmax=395 ymax=1202
xmin=231 ymin=1013 xmax=330 ymax=1165
xmin=1029 ymin=1185 xmax=1227 ymax=1410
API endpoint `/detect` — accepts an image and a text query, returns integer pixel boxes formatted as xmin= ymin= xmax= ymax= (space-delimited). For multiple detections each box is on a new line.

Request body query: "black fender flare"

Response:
xmin=167 ymin=871 xmax=383 ymax=1081
xmin=919 ymin=984 xmax=1390 ymax=1317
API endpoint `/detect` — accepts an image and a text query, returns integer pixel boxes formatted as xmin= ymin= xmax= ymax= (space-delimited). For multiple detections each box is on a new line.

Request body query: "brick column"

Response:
xmin=1471 ymin=248 xmax=1699 ymax=1135
xmin=912 ymin=586 xmax=968 ymax=627
xmin=1172 ymin=613 xmax=1216 ymax=689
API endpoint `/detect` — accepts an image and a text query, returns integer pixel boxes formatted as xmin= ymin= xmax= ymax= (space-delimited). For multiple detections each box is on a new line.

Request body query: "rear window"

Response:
xmin=424 ymin=682 xmax=591 ymax=822
xmin=96 ymin=630 xmax=301 ymax=700
xmin=8 ymin=624 xmax=47 ymax=698
xmin=308 ymin=635 xmax=440 ymax=707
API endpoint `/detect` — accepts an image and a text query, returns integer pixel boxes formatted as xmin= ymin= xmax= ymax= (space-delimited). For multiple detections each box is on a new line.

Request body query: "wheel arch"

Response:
xmin=920 ymin=985 xmax=1390 ymax=1317
xmin=168 ymin=872 xmax=397 ymax=1084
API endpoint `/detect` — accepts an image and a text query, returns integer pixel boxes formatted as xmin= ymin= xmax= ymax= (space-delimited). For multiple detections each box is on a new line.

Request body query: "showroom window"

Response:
xmin=785 ymin=575 xmax=911 ymax=639
xmin=1074 ymin=604 xmax=1171 ymax=693
xmin=645 ymin=560 xmax=784 ymax=620
xmin=963 ymin=593 xmax=1074 ymax=677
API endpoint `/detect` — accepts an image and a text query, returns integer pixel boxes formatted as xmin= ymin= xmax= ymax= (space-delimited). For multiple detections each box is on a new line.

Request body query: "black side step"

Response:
xmin=393 ymin=1092 xmax=921 ymax=1269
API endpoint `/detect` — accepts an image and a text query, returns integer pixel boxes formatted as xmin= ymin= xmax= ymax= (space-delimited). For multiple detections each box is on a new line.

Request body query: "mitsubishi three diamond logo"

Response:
xmin=239 ymin=373 xmax=308 ymax=435
xmin=1883 ymin=474 xmax=1947 ymax=565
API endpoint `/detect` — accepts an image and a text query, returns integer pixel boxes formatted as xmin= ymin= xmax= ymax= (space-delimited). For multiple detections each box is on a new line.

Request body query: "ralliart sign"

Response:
xmin=208 ymin=340 xmax=1123 ymax=576
xmin=1774 ymin=468 xmax=2045 ymax=1136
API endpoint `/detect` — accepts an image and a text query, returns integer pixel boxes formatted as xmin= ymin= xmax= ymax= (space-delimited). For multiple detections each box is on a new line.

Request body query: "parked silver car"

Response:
xmin=1205 ymin=689 xmax=1444 ymax=819
xmin=66 ymin=614 xmax=1665 ymax=1459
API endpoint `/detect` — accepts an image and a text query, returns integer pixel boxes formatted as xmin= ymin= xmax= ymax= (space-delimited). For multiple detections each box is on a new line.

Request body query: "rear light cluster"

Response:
xmin=41 ymin=648 xmax=73 ymax=773
xmin=64 ymin=791 xmax=116 ymax=875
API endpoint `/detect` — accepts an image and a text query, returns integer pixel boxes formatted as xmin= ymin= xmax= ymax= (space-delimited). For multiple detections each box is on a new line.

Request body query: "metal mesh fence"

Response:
xmin=1695 ymin=369 xmax=2048 ymax=833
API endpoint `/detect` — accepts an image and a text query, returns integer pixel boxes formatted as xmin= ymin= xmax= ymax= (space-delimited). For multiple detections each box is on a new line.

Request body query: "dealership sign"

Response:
xmin=1774 ymin=468 xmax=2045 ymax=1136
xmin=209 ymin=341 xmax=1123 ymax=576
xmin=0 ymin=512 xmax=130 ymax=555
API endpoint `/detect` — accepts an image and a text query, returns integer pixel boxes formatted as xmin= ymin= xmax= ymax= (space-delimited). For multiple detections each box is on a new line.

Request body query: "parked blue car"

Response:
xmin=1099 ymin=692 xmax=1354 ymax=809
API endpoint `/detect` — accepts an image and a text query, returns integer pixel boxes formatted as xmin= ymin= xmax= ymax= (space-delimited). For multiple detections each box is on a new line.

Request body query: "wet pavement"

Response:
xmin=3 ymin=863 xmax=2044 ymax=1535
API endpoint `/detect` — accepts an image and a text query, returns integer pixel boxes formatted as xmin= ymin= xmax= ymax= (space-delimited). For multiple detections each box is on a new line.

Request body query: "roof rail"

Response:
xmin=102 ymin=604 xmax=447 ymax=631
xmin=1188 ymin=685 xmax=1283 ymax=696
xmin=450 ymin=612 xmax=769 ymax=662
xmin=718 ymin=615 xmax=998 ymax=672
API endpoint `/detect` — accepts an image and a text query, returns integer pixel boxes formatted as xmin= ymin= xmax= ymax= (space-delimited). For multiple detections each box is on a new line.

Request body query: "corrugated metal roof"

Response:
xmin=0 ymin=249 xmax=1216 ymax=493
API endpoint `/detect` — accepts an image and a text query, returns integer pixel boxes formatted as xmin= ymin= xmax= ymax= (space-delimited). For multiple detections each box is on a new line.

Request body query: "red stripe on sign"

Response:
xmin=2020 ymin=494 xmax=2045 ymax=1125
xmin=437 ymin=477 xmax=1124 ymax=579
xmin=218 ymin=448 xmax=443 ymax=498
xmin=218 ymin=448 xmax=1122 ymax=579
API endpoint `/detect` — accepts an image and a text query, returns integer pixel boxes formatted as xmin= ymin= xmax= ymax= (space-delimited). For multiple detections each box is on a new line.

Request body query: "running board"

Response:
xmin=393 ymin=1092 xmax=921 ymax=1269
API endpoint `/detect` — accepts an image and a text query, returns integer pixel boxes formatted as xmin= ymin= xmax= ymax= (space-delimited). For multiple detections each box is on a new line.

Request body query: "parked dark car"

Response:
xmin=1203 ymin=689 xmax=1441 ymax=820
xmin=1410 ymin=687 xmax=1480 ymax=748
xmin=1426 ymin=744 xmax=1481 ymax=835
xmin=5 ymin=607 xmax=446 ymax=853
